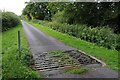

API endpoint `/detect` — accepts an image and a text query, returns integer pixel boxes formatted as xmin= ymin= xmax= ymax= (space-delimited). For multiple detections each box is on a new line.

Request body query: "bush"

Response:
xmin=30 ymin=19 xmax=40 ymax=24
xmin=31 ymin=19 xmax=49 ymax=27
xmin=2 ymin=11 xmax=20 ymax=31
xmin=47 ymin=21 xmax=62 ymax=31
xmin=22 ymin=51 xmax=34 ymax=66
xmin=52 ymin=11 xmax=67 ymax=23
xmin=47 ymin=21 xmax=119 ymax=51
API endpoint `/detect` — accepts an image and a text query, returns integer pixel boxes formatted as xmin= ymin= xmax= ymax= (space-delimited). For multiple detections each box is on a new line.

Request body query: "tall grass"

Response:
xmin=2 ymin=25 xmax=40 ymax=79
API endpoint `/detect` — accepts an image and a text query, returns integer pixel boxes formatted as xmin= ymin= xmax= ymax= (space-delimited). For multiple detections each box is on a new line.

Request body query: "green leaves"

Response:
xmin=22 ymin=2 xmax=51 ymax=20
xmin=22 ymin=2 xmax=120 ymax=33
xmin=2 ymin=12 xmax=20 ymax=31
xmin=46 ymin=21 xmax=119 ymax=51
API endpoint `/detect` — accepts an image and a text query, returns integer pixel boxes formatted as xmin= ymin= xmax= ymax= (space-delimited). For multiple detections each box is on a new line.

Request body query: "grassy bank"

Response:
xmin=2 ymin=25 xmax=40 ymax=79
xmin=28 ymin=21 xmax=119 ymax=72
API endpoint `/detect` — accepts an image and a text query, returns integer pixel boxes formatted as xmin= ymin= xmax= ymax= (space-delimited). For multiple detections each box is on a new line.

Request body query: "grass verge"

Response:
xmin=28 ymin=21 xmax=119 ymax=72
xmin=2 ymin=25 xmax=40 ymax=79
xmin=65 ymin=67 xmax=88 ymax=74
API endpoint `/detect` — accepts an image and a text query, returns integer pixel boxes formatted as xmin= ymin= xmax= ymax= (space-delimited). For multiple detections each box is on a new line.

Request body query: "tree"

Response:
xmin=22 ymin=2 xmax=51 ymax=20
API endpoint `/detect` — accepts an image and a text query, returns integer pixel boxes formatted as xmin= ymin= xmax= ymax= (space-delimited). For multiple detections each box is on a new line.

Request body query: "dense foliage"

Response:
xmin=22 ymin=2 xmax=51 ymax=20
xmin=23 ymin=2 xmax=120 ymax=33
xmin=31 ymin=19 xmax=120 ymax=51
xmin=1 ymin=11 xmax=20 ymax=31
xmin=48 ymin=2 xmax=120 ymax=33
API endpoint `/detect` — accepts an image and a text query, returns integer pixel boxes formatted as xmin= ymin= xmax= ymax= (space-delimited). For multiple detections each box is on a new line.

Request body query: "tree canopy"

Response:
xmin=22 ymin=2 xmax=120 ymax=33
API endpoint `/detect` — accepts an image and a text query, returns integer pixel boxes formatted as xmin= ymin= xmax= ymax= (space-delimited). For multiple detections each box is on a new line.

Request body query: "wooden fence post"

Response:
xmin=18 ymin=30 xmax=21 ymax=57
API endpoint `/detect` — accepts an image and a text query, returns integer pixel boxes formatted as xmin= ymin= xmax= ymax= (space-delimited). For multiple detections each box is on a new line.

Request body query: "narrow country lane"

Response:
xmin=22 ymin=21 xmax=75 ymax=54
xmin=22 ymin=21 xmax=118 ymax=78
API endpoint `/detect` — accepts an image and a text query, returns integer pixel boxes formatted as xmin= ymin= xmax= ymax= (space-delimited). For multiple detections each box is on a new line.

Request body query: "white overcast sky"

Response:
xmin=0 ymin=0 xmax=30 ymax=15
